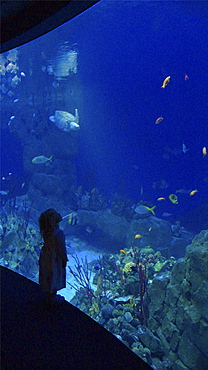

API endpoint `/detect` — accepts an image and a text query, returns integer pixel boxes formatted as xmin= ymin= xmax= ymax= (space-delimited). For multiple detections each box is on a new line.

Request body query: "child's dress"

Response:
xmin=39 ymin=227 xmax=68 ymax=293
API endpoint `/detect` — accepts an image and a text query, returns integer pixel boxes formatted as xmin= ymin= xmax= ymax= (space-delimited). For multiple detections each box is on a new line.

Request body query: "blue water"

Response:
xmin=1 ymin=0 xmax=208 ymax=224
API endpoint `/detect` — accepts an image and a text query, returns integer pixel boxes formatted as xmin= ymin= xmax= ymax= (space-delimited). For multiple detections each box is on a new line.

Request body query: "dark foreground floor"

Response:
xmin=1 ymin=266 xmax=152 ymax=370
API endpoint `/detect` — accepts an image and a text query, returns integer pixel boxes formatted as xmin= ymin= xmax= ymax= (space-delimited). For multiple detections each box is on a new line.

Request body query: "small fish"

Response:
xmin=86 ymin=226 xmax=93 ymax=234
xmin=202 ymin=147 xmax=207 ymax=156
xmin=20 ymin=72 xmax=26 ymax=77
xmin=169 ymin=194 xmax=178 ymax=204
xmin=143 ymin=205 xmax=156 ymax=215
xmin=184 ymin=74 xmax=189 ymax=81
xmin=10 ymin=115 xmax=15 ymax=120
xmin=182 ymin=142 xmax=189 ymax=153
xmin=148 ymin=227 xmax=152 ymax=232
xmin=157 ymin=197 xmax=165 ymax=201
xmin=134 ymin=234 xmax=142 ymax=239
xmin=9 ymin=261 xmax=20 ymax=269
xmin=67 ymin=213 xmax=73 ymax=225
xmin=176 ymin=189 xmax=191 ymax=194
xmin=21 ymin=182 xmax=25 ymax=188
xmin=0 ymin=190 xmax=9 ymax=195
xmin=162 ymin=212 xmax=171 ymax=217
xmin=161 ymin=76 xmax=171 ymax=88
xmin=155 ymin=117 xmax=164 ymax=124
xmin=52 ymin=81 xmax=59 ymax=89
xmin=62 ymin=212 xmax=78 ymax=226
xmin=190 ymin=189 xmax=198 ymax=196
xmin=32 ymin=155 xmax=53 ymax=164
xmin=120 ymin=249 xmax=127 ymax=255
xmin=13 ymin=98 xmax=19 ymax=103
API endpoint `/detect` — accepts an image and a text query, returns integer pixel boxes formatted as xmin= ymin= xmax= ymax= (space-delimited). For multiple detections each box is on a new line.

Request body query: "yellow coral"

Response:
xmin=154 ymin=261 xmax=163 ymax=271
xmin=123 ymin=262 xmax=136 ymax=274
xmin=89 ymin=301 xmax=100 ymax=316
xmin=95 ymin=275 xmax=103 ymax=297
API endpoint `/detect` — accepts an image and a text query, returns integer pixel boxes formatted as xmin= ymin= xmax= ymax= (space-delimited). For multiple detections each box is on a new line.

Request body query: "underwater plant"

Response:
xmin=68 ymin=254 xmax=96 ymax=303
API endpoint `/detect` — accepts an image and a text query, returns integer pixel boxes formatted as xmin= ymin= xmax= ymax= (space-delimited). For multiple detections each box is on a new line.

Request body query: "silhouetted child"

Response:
xmin=38 ymin=208 xmax=68 ymax=305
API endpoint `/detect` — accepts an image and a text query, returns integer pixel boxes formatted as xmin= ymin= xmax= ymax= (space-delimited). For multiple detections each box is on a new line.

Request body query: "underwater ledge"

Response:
xmin=1 ymin=266 xmax=151 ymax=370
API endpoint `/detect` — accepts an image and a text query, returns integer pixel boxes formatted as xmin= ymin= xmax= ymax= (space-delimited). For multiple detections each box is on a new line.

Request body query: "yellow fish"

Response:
xmin=68 ymin=213 xmax=73 ymax=225
xmin=190 ymin=189 xmax=198 ymax=196
xmin=32 ymin=155 xmax=53 ymax=164
xmin=157 ymin=197 xmax=165 ymax=201
xmin=169 ymin=194 xmax=178 ymax=204
xmin=120 ymin=249 xmax=127 ymax=255
xmin=161 ymin=76 xmax=171 ymax=88
xmin=144 ymin=206 xmax=156 ymax=215
xmin=134 ymin=234 xmax=142 ymax=239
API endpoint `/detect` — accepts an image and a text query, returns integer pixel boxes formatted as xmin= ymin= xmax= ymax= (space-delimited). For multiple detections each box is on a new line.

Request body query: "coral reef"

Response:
xmin=147 ymin=230 xmax=208 ymax=369
xmin=0 ymin=197 xmax=41 ymax=280
xmin=68 ymin=230 xmax=208 ymax=369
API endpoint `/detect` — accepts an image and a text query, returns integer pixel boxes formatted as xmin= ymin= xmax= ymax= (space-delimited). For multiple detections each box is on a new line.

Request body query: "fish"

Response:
xmin=13 ymin=98 xmax=19 ymax=103
xmin=9 ymin=261 xmax=20 ymax=269
xmin=120 ymin=250 xmax=127 ymax=255
xmin=189 ymin=189 xmax=198 ymax=196
xmin=176 ymin=189 xmax=191 ymax=194
xmin=182 ymin=142 xmax=189 ymax=153
xmin=52 ymin=81 xmax=59 ymax=89
xmin=0 ymin=190 xmax=9 ymax=195
xmin=202 ymin=147 xmax=207 ymax=156
xmin=134 ymin=234 xmax=142 ymax=239
xmin=143 ymin=205 xmax=156 ymax=215
xmin=169 ymin=194 xmax=178 ymax=204
xmin=162 ymin=212 xmax=171 ymax=217
xmin=62 ymin=212 xmax=78 ymax=226
xmin=155 ymin=117 xmax=164 ymax=124
xmin=161 ymin=76 xmax=171 ymax=88
xmin=86 ymin=226 xmax=93 ymax=234
xmin=32 ymin=155 xmax=53 ymax=164
xmin=184 ymin=74 xmax=189 ymax=81
xmin=148 ymin=227 xmax=152 ymax=231
xmin=157 ymin=197 xmax=165 ymax=201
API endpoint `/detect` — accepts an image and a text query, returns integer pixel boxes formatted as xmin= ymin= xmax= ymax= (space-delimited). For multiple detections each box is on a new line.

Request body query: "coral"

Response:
xmin=123 ymin=262 xmax=136 ymax=275
xmin=95 ymin=274 xmax=103 ymax=297
xmin=154 ymin=261 xmax=164 ymax=272
xmin=0 ymin=206 xmax=41 ymax=280
xmin=67 ymin=254 xmax=96 ymax=303
xmin=89 ymin=298 xmax=100 ymax=317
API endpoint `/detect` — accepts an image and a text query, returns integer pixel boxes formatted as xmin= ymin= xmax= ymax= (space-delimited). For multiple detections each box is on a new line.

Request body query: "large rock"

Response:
xmin=62 ymin=209 xmax=130 ymax=252
xmin=126 ymin=216 xmax=172 ymax=251
xmin=148 ymin=229 xmax=208 ymax=369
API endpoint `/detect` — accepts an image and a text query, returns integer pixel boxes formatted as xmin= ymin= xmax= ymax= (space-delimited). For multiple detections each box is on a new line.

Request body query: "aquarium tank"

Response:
xmin=1 ymin=1 xmax=208 ymax=369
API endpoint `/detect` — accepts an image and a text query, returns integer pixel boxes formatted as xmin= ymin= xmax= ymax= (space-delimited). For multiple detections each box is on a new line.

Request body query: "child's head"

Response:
xmin=39 ymin=208 xmax=62 ymax=235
